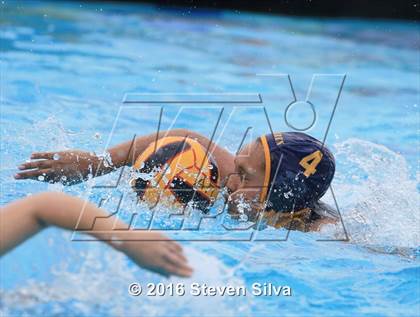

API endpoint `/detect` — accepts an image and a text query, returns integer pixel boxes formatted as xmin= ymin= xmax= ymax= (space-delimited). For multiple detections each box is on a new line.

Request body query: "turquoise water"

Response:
xmin=1 ymin=1 xmax=419 ymax=316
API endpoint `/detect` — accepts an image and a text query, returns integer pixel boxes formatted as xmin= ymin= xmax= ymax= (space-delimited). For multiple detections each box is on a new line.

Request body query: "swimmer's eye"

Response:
xmin=238 ymin=168 xmax=249 ymax=182
xmin=234 ymin=161 xmax=250 ymax=182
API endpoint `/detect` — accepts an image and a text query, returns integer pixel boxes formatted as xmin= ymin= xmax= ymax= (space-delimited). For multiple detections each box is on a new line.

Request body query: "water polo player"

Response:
xmin=15 ymin=129 xmax=337 ymax=231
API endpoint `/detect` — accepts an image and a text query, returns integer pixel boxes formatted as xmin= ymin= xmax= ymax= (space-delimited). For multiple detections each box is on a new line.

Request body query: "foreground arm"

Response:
xmin=15 ymin=129 xmax=234 ymax=184
xmin=0 ymin=192 xmax=193 ymax=277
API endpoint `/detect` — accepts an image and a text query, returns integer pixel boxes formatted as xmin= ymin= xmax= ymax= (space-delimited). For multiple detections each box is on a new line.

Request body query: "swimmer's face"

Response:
xmin=225 ymin=139 xmax=266 ymax=220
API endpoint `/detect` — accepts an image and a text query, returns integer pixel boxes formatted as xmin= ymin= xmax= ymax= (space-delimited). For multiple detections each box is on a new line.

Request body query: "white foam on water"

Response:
xmin=320 ymin=138 xmax=419 ymax=248
xmin=0 ymin=246 xmax=248 ymax=317
xmin=138 ymin=247 xmax=249 ymax=317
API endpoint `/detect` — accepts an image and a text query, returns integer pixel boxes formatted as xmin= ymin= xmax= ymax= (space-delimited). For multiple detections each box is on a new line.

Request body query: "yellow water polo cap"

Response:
xmin=130 ymin=136 xmax=220 ymax=212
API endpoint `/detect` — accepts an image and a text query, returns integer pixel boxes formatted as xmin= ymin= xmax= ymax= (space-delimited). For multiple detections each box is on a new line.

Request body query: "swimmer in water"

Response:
xmin=0 ymin=192 xmax=193 ymax=277
xmin=15 ymin=130 xmax=337 ymax=231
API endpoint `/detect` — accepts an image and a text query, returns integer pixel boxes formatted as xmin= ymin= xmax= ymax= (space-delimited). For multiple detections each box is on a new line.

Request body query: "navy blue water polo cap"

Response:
xmin=259 ymin=132 xmax=335 ymax=213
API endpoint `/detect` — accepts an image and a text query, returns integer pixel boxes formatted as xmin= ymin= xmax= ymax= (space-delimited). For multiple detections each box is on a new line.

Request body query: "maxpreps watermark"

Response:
xmin=71 ymin=74 xmax=348 ymax=242
xmin=128 ymin=282 xmax=292 ymax=297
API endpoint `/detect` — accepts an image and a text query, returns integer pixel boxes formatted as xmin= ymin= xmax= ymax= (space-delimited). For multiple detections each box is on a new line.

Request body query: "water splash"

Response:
xmin=321 ymin=138 xmax=420 ymax=248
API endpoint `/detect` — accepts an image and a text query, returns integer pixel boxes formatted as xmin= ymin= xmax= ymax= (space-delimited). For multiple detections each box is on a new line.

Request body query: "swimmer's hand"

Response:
xmin=14 ymin=128 xmax=234 ymax=185
xmin=118 ymin=232 xmax=193 ymax=278
xmin=14 ymin=150 xmax=113 ymax=185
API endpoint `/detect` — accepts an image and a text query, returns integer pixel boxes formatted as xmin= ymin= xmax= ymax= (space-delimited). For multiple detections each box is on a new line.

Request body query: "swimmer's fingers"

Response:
xmin=17 ymin=160 xmax=53 ymax=171
xmin=167 ymin=242 xmax=187 ymax=262
xmin=30 ymin=152 xmax=56 ymax=160
xmin=162 ymin=249 xmax=193 ymax=277
xmin=155 ymin=237 xmax=186 ymax=260
xmin=14 ymin=168 xmax=52 ymax=180
xmin=163 ymin=261 xmax=193 ymax=278
xmin=167 ymin=240 xmax=183 ymax=253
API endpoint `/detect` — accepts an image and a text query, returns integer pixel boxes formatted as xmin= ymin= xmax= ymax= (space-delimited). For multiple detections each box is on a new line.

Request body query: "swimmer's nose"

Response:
xmin=224 ymin=174 xmax=241 ymax=199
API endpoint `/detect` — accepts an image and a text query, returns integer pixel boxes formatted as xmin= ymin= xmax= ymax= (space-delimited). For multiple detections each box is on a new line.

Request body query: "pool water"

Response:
xmin=1 ymin=1 xmax=419 ymax=316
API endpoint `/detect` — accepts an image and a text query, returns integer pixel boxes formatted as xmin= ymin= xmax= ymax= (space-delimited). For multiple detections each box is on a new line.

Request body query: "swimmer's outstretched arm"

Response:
xmin=0 ymin=192 xmax=193 ymax=277
xmin=15 ymin=129 xmax=234 ymax=184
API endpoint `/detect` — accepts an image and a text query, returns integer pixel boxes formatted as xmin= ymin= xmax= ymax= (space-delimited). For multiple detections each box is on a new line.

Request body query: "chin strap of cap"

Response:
xmin=259 ymin=135 xmax=271 ymax=204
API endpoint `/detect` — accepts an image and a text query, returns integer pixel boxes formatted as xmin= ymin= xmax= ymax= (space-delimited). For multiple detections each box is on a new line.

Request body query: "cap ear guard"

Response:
xmin=265 ymin=170 xmax=315 ymax=213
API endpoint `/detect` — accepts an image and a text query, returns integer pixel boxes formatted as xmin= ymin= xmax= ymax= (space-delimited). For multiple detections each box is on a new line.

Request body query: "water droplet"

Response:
xmin=53 ymin=153 xmax=60 ymax=160
xmin=38 ymin=175 xmax=45 ymax=181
